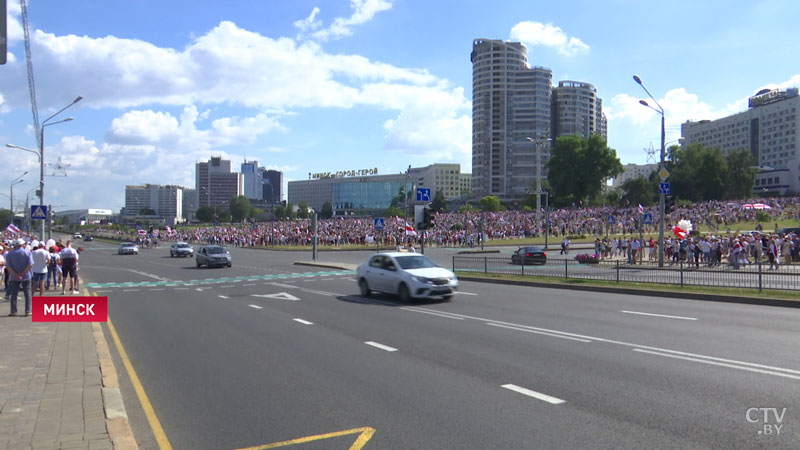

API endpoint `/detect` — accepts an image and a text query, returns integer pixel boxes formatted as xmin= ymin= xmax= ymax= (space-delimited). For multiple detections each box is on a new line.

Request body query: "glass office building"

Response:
xmin=289 ymin=173 xmax=411 ymax=214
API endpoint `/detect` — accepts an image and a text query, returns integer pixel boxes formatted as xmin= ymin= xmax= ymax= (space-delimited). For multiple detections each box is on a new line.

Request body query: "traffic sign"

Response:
xmin=31 ymin=205 xmax=48 ymax=220
xmin=607 ymin=215 xmax=615 ymax=224
xmin=416 ymin=187 xmax=431 ymax=202
xmin=658 ymin=167 xmax=670 ymax=181
xmin=643 ymin=213 xmax=653 ymax=224
xmin=373 ymin=217 xmax=385 ymax=230
xmin=659 ymin=182 xmax=671 ymax=194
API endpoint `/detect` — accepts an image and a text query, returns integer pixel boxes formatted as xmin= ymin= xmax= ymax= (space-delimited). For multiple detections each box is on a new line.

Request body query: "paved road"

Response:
xmin=76 ymin=238 xmax=800 ymax=449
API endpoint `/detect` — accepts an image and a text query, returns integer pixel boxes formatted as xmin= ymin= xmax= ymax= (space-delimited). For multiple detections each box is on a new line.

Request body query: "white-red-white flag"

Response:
xmin=6 ymin=224 xmax=20 ymax=234
xmin=638 ymin=204 xmax=644 ymax=214
xmin=404 ymin=222 xmax=417 ymax=237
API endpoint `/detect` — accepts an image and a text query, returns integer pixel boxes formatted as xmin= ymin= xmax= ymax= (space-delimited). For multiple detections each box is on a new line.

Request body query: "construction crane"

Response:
xmin=20 ymin=0 xmax=41 ymax=150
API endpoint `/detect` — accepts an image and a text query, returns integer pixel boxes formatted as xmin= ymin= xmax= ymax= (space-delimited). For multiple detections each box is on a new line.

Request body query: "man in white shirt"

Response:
xmin=59 ymin=241 xmax=80 ymax=295
xmin=31 ymin=241 xmax=50 ymax=297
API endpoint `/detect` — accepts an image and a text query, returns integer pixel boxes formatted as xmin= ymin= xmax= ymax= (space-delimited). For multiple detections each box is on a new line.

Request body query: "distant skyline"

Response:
xmin=1 ymin=0 xmax=798 ymax=211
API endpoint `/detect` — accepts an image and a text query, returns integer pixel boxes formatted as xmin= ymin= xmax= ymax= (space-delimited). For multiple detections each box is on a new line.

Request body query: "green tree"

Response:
xmin=320 ymin=202 xmax=333 ymax=219
xmin=725 ymin=149 xmax=757 ymax=199
xmin=620 ymin=176 xmax=658 ymax=207
xmin=297 ymin=201 xmax=310 ymax=219
xmin=195 ymin=206 xmax=216 ymax=223
xmin=669 ymin=143 xmax=727 ymax=201
xmin=390 ymin=186 xmax=406 ymax=208
xmin=547 ymin=135 xmax=623 ymax=207
xmin=479 ymin=195 xmax=503 ymax=212
xmin=249 ymin=208 xmax=265 ymax=221
xmin=0 ymin=209 xmax=12 ymax=228
xmin=458 ymin=204 xmax=475 ymax=213
xmin=285 ymin=202 xmax=295 ymax=219
xmin=272 ymin=205 xmax=286 ymax=219
xmin=229 ymin=196 xmax=251 ymax=222
xmin=430 ymin=190 xmax=447 ymax=213
xmin=384 ymin=206 xmax=405 ymax=218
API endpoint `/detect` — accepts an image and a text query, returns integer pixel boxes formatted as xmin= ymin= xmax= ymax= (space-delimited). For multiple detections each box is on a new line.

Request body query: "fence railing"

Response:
xmin=452 ymin=256 xmax=800 ymax=292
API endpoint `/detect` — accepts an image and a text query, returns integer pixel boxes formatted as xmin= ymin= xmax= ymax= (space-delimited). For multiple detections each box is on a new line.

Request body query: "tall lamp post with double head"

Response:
xmin=9 ymin=171 xmax=27 ymax=228
xmin=526 ymin=135 xmax=552 ymax=247
xmin=633 ymin=75 xmax=666 ymax=267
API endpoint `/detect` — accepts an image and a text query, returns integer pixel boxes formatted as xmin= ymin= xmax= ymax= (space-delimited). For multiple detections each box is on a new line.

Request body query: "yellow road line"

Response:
xmin=235 ymin=426 xmax=375 ymax=450
xmin=106 ymin=316 xmax=174 ymax=450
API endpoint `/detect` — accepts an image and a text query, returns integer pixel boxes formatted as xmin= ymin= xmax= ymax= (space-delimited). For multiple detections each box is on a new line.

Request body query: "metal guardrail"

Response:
xmin=452 ymin=256 xmax=800 ymax=292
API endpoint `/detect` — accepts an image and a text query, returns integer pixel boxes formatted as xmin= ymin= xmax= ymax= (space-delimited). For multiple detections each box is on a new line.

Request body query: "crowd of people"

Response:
xmin=100 ymin=196 xmax=797 ymax=248
xmin=0 ymin=232 xmax=82 ymax=317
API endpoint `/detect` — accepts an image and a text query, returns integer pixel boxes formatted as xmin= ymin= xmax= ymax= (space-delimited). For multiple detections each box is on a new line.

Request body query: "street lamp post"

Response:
xmin=9 ymin=172 xmax=26 ymax=229
xmin=633 ymin=75 xmax=666 ymax=267
xmin=39 ymin=96 xmax=83 ymax=239
xmin=526 ymin=135 xmax=552 ymax=245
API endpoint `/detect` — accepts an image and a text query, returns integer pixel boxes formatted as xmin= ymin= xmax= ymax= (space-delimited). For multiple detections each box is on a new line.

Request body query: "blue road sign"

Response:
xmin=416 ymin=187 xmax=431 ymax=202
xmin=31 ymin=205 xmax=48 ymax=220
xmin=643 ymin=213 xmax=653 ymax=224
xmin=659 ymin=182 xmax=671 ymax=194
xmin=607 ymin=215 xmax=615 ymax=224
xmin=374 ymin=217 xmax=386 ymax=230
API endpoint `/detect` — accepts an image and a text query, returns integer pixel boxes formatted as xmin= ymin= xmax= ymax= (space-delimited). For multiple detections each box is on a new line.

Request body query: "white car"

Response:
xmin=356 ymin=252 xmax=458 ymax=302
xmin=73 ymin=233 xmax=83 ymax=239
xmin=170 ymin=242 xmax=194 ymax=257
xmin=118 ymin=242 xmax=139 ymax=255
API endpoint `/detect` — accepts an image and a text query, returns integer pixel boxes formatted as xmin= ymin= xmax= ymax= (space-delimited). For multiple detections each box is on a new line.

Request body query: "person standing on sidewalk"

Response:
xmin=31 ymin=241 xmax=50 ymax=297
xmin=59 ymin=241 xmax=80 ymax=295
xmin=6 ymin=238 xmax=34 ymax=316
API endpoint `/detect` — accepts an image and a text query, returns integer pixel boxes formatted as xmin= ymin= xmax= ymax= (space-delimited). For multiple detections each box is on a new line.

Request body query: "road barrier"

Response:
xmin=452 ymin=256 xmax=800 ymax=292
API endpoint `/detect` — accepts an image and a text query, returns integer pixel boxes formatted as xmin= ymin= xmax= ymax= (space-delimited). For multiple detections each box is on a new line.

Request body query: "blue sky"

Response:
xmin=1 ymin=0 xmax=798 ymax=211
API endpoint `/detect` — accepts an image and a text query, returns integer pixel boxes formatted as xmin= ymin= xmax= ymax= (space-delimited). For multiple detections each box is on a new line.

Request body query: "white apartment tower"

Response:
xmin=552 ymin=81 xmax=608 ymax=141
xmin=681 ymin=87 xmax=799 ymax=169
xmin=471 ymin=38 xmax=553 ymax=201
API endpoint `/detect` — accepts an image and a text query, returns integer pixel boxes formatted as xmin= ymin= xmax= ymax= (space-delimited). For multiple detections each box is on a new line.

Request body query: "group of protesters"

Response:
xmin=0 ymin=232 xmax=81 ymax=317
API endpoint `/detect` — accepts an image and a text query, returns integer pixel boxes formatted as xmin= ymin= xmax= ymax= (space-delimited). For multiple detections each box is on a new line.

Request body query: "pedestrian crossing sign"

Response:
xmin=31 ymin=205 xmax=48 ymax=220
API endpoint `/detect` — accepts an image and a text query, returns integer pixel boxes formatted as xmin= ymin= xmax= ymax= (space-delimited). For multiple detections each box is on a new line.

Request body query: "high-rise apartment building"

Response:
xmin=471 ymin=38 xmax=553 ymax=201
xmin=552 ymin=81 xmax=607 ymax=141
xmin=124 ymin=184 xmax=184 ymax=225
xmin=262 ymin=170 xmax=283 ymax=203
xmin=195 ymin=157 xmax=244 ymax=208
xmin=681 ymin=87 xmax=799 ymax=169
xmin=241 ymin=160 xmax=264 ymax=200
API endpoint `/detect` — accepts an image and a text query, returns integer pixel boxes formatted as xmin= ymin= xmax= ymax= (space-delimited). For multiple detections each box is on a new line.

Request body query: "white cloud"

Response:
xmin=509 ymin=21 xmax=589 ymax=57
xmin=306 ymin=0 xmax=394 ymax=42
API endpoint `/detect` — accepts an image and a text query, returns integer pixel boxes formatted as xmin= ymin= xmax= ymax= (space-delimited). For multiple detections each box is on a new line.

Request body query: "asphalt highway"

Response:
xmin=72 ymin=237 xmax=800 ymax=449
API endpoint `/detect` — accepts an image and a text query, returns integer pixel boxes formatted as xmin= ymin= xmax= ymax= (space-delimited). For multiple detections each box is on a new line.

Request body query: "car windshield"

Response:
xmin=395 ymin=255 xmax=437 ymax=270
xmin=177 ymin=244 xmax=190 ymax=248
xmin=122 ymin=243 xmax=135 ymax=248
xmin=207 ymin=247 xmax=226 ymax=254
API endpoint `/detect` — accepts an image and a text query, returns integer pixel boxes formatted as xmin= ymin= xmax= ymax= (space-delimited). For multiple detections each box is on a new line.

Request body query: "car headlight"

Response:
xmin=411 ymin=276 xmax=432 ymax=284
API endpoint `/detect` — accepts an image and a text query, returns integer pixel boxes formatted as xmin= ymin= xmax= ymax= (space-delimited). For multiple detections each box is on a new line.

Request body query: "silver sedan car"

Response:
xmin=357 ymin=252 xmax=458 ymax=302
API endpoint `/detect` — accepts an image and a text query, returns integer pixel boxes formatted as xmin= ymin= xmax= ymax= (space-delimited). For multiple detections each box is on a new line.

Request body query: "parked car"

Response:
xmin=356 ymin=252 xmax=458 ymax=302
xmin=777 ymin=227 xmax=800 ymax=235
xmin=73 ymin=233 xmax=83 ymax=239
xmin=83 ymin=235 xmax=94 ymax=242
xmin=118 ymin=242 xmax=139 ymax=255
xmin=170 ymin=242 xmax=194 ymax=258
xmin=511 ymin=246 xmax=547 ymax=265
xmin=196 ymin=245 xmax=232 ymax=268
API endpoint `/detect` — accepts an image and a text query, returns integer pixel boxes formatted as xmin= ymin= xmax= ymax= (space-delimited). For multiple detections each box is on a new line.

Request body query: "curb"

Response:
xmin=455 ymin=275 xmax=800 ymax=309
xmin=90 ymin=289 xmax=138 ymax=450
xmin=294 ymin=261 xmax=358 ymax=271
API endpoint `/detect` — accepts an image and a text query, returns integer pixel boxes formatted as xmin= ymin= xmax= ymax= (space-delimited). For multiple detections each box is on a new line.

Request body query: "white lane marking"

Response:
xmin=303 ymin=280 xmax=314 ymax=282
xmin=266 ymin=282 xmax=340 ymax=297
xmin=126 ymin=269 xmax=171 ymax=281
xmin=365 ymin=341 xmax=398 ymax=352
xmin=457 ymin=291 xmax=478 ymax=296
xmin=622 ymin=310 xmax=698 ymax=321
xmin=251 ymin=292 xmax=300 ymax=301
xmin=195 ymin=288 xmax=204 ymax=292
xmin=243 ymin=283 xmax=256 ymax=286
xmin=406 ymin=306 xmax=800 ymax=379
xmin=501 ymin=384 xmax=566 ymax=405
xmin=218 ymin=295 xmax=229 ymax=299
xmin=123 ymin=289 xmax=139 ymax=292
xmin=94 ymin=290 xmax=112 ymax=293
xmin=149 ymin=288 xmax=165 ymax=291
xmin=248 ymin=305 xmax=263 ymax=310
xmin=175 ymin=287 xmax=188 ymax=290
xmin=401 ymin=307 xmax=465 ymax=320
xmin=632 ymin=349 xmax=800 ymax=381
xmin=487 ymin=323 xmax=592 ymax=343
xmin=293 ymin=318 xmax=314 ymax=325
xmin=221 ymin=285 xmax=235 ymax=288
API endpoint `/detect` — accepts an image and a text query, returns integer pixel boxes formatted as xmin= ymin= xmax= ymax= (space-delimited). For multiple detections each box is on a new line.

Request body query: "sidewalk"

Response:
xmin=0 ymin=297 xmax=134 ymax=450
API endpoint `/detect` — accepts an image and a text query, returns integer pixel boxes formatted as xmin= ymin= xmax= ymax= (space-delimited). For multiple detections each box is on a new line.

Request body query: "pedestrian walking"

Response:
xmin=31 ymin=241 xmax=50 ymax=297
xmin=6 ymin=238 xmax=33 ymax=316
xmin=59 ymin=241 xmax=80 ymax=295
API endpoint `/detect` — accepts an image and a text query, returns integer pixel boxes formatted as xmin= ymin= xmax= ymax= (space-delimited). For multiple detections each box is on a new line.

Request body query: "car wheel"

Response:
xmin=358 ymin=278 xmax=371 ymax=297
xmin=170 ymin=253 xmax=174 ymax=258
xmin=398 ymin=283 xmax=411 ymax=303
xmin=196 ymin=260 xmax=201 ymax=268
xmin=227 ymin=263 xmax=232 ymax=268
xmin=442 ymin=294 xmax=453 ymax=301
